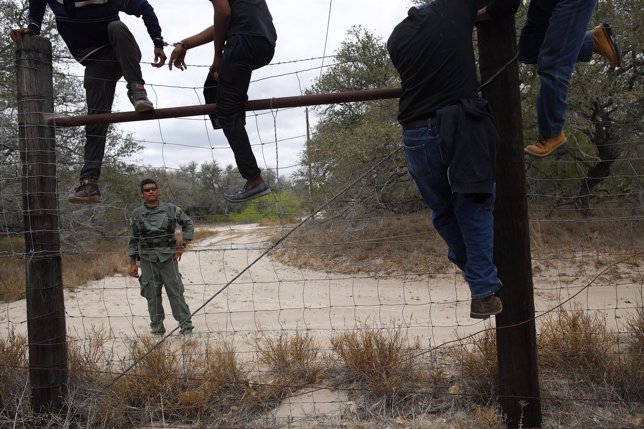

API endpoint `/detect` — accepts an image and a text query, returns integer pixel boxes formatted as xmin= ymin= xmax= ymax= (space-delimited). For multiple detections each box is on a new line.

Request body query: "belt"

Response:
xmin=402 ymin=115 xmax=438 ymax=130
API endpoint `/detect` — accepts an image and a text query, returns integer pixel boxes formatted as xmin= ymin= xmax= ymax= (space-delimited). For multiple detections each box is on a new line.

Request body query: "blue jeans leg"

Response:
xmin=402 ymin=127 xmax=500 ymax=299
xmin=519 ymin=0 xmax=597 ymax=137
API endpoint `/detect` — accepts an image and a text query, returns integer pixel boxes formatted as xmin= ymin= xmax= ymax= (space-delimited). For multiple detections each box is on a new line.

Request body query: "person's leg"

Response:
xmin=69 ymin=49 xmax=123 ymax=203
xmin=80 ymin=50 xmax=122 ymax=182
xmin=159 ymin=260 xmax=193 ymax=333
xmin=107 ymin=20 xmax=143 ymax=83
xmin=139 ymin=259 xmax=166 ymax=335
xmin=534 ymin=0 xmax=597 ymax=138
xmin=518 ymin=0 xmax=553 ymax=65
xmin=216 ymin=36 xmax=261 ymax=181
xmin=106 ymin=20 xmax=153 ymax=111
xmin=453 ymin=191 xmax=501 ymax=300
xmin=217 ymin=35 xmax=275 ymax=200
xmin=402 ymin=125 xmax=467 ymax=271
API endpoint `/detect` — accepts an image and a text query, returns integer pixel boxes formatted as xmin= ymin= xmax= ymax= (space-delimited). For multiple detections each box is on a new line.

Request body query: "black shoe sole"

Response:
xmin=470 ymin=310 xmax=502 ymax=319
xmin=67 ymin=195 xmax=103 ymax=204
xmin=224 ymin=187 xmax=272 ymax=203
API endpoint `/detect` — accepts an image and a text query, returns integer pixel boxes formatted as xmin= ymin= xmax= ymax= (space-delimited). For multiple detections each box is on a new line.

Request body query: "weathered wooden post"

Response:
xmin=477 ymin=13 xmax=542 ymax=429
xmin=15 ymin=34 xmax=68 ymax=412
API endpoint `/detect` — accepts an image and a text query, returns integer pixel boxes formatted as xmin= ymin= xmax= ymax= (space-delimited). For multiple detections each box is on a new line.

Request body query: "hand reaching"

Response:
xmin=169 ymin=44 xmax=187 ymax=71
xmin=152 ymin=47 xmax=167 ymax=67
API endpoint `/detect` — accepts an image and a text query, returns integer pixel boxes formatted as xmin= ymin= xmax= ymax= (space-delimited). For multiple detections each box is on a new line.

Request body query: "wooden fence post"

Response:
xmin=16 ymin=34 xmax=68 ymax=412
xmin=477 ymin=14 xmax=543 ymax=429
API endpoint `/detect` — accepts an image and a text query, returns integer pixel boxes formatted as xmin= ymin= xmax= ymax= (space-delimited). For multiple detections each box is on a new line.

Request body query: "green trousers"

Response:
xmin=139 ymin=258 xmax=193 ymax=334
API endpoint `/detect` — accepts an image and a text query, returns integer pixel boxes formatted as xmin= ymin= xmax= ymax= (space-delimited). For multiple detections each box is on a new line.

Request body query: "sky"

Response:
xmin=73 ymin=0 xmax=415 ymax=177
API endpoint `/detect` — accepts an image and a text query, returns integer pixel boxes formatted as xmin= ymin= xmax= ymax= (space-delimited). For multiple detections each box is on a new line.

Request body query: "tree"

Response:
xmin=297 ymin=26 xmax=422 ymax=215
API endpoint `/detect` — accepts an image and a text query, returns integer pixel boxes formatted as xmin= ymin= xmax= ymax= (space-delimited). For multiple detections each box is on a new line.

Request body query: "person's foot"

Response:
xmin=224 ymin=178 xmax=271 ymax=203
xmin=591 ymin=22 xmax=620 ymax=69
xmin=127 ymin=82 xmax=154 ymax=112
xmin=470 ymin=295 xmax=503 ymax=319
xmin=67 ymin=179 xmax=102 ymax=204
xmin=180 ymin=328 xmax=194 ymax=336
xmin=524 ymin=131 xmax=567 ymax=157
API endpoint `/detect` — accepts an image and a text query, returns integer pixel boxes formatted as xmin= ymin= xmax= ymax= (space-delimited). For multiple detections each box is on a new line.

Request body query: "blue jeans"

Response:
xmin=402 ymin=124 xmax=501 ymax=299
xmin=518 ymin=0 xmax=596 ymax=138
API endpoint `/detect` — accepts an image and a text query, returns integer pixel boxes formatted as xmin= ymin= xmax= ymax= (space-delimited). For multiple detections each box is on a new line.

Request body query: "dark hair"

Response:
xmin=140 ymin=178 xmax=157 ymax=189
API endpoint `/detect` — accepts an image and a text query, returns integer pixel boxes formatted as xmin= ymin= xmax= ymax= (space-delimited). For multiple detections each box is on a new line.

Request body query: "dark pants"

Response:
xmin=80 ymin=20 xmax=144 ymax=180
xmin=139 ymin=258 xmax=193 ymax=334
xmin=216 ymin=35 xmax=275 ymax=180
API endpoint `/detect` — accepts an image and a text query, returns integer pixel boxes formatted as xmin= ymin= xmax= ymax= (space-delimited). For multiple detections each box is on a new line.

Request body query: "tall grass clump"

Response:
xmin=448 ymin=329 xmax=498 ymax=405
xmin=0 ymin=330 xmax=28 ymax=416
xmin=254 ymin=330 xmax=324 ymax=389
xmin=96 ymin=337 xmax=261 ymax=427
xmin=538 ymin=307 xmax=616 ymax=384
xmin=616 ymin=305 xmax=644 ymax=400
xmin=331 ymin=324 xmax=421 ymax=397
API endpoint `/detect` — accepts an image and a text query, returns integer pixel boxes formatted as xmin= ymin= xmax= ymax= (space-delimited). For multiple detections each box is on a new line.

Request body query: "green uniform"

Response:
xmin=128 ymin=201 xmax=195 ymax=335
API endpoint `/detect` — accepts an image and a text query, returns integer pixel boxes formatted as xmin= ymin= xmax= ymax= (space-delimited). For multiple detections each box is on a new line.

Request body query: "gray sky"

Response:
xmin=95 ymin=0 xmax=412 ymax=177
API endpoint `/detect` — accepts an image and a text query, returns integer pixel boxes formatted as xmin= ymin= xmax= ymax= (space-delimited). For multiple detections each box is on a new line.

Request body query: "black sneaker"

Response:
xmin=224 ymin=180 xmax=271 ymax=203
xmin=470 ymin=295 xmax=503 ymax=319
xmin=67 ymin=179 xmax=102 ymax=204
xmin=127 ymin=83 xmax=154 ymax=112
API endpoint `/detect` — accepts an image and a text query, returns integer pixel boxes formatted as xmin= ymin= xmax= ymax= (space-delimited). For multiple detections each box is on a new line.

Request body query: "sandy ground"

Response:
xmin=1 ymin=223 xmax=642 ymax=425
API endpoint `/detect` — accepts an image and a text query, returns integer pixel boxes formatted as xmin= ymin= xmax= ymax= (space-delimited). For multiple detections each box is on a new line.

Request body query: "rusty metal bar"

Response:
xmin=48 ymin=87 xmax=402 ymax=127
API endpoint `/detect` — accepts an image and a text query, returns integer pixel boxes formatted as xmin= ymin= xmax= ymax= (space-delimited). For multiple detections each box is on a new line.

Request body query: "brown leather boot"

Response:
xmin=591 ymin=22 xmax=621 ymax=69
xmin=524 ymin=131 xmax=567 ymax=158
xmin=470 ymin=295 xmax=503 ymax=319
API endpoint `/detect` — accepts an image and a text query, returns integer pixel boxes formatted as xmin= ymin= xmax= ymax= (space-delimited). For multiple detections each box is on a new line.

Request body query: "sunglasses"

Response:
xmin=141 ymin=187 xmax=159 ymax=193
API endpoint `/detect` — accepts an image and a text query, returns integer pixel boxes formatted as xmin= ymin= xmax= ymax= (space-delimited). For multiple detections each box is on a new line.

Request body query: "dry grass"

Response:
xmin=536 ymin=307 xmax=644 ymax=427
xmin=0 ymin=237 xmax=129 ymax=302
xmin=254 ymin=329 xmax=324 ymax=388
xmin=273 ymin=211 xmax=452 ymax=275
xmin=616 ymin=304 xmax=644 ymax=400
xmin=275 ymin=209 xmax=642 ymax=276
xmin=0 ymin=329 xmax=27 ymax=414
xmin=0 ymin=227 xmax=220 ymax=303
xmin=528 ymin=212 xmax=643 ymax=255
xmin=330 ymin=324 xmax=423 ymax=397
xmin=1 ymin=314 xmax=643 ymax=427
xmin=447 ymin=330 xmax=498 ymax=405
xmin=538 ymin=307 xmax=617 ymax=384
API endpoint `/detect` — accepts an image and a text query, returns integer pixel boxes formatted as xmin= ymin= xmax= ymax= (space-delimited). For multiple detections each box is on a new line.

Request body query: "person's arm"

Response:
xmin=10 ymin=0 xmax=47 ymax=41
xmin=169 ymin=26 xmax=215 ymax=71
xmin=176 ymin=207 xmax=195 ymax=242
xmin=120 ymin=0 xmax=166 ymax=67
xmin=127 ymin=216 xmax=140 ymax=277
xmin=211 ymin=0 xmax=231 ymax=76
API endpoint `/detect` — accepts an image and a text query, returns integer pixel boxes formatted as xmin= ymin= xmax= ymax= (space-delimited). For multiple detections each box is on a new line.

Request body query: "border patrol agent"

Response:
xmin=128 ymin=178 xmax=194 ymax=335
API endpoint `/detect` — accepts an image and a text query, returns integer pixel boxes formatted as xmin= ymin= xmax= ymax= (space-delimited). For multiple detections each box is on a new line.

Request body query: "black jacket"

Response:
xmin=437 ymin=98 xmax=499 ymax=195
